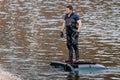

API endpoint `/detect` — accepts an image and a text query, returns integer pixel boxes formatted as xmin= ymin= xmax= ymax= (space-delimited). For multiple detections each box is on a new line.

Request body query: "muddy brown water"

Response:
xmin=0 ymin=0 xmax=120 ymax=80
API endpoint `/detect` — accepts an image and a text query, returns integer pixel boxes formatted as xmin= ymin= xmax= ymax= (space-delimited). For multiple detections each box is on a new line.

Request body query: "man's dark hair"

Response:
xmin=66 ymin=5 xmax=73 ymax=10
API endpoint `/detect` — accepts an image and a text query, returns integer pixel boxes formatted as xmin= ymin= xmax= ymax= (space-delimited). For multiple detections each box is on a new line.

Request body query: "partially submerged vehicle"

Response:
xmin=50 ymin=61 xmax=107 ymax=76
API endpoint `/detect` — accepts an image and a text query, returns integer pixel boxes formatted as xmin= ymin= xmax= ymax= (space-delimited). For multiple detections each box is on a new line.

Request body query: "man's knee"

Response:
xmin=73 ymin=44 xmax=78 ymax=50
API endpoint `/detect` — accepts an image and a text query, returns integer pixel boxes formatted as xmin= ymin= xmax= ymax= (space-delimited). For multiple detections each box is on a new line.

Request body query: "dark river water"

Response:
xmin=0 ymin=0 xmax=120 ymax=80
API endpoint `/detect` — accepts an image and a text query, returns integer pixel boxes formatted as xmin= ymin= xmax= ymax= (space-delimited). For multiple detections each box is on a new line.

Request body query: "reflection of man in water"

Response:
xmin=60 ymin=5 xmax=82 ymax=63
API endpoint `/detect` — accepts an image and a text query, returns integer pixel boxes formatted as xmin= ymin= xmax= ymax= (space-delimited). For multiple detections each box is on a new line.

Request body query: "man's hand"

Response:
xmin=60 ymin=31 xmax=64 ymax=38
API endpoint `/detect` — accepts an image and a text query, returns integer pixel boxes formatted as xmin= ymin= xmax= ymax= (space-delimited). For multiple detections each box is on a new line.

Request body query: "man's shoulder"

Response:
xmin=64 ymin=14 xmax=68 ymax=20
xmin=72 ymin=13 xmax=80 ymax=20
xmin=73 ymin=13 xmax=79 ymax=17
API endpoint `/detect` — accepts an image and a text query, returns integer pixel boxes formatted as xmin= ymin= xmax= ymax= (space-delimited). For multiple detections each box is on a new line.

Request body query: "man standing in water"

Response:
xmin=60 ymin=5 xmax=82 ymax=63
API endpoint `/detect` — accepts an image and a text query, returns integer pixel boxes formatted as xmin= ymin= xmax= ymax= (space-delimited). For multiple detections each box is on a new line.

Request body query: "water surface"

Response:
xmin=0 ymin=0 xmax=120 ymax=80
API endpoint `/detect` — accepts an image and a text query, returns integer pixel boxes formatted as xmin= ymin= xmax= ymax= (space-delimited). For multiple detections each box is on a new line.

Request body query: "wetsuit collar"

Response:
xmin=67 ymin=12 xmax=74 ymax=18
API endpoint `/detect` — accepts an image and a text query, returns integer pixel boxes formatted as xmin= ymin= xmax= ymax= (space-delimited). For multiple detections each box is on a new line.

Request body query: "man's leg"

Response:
xmin=66 ymin=35 xmax=73 ymax=61
xmin=73 ymin=44 xmax=79 ymax=61
xmin=72 ymin=33 xmax=80 ymax=61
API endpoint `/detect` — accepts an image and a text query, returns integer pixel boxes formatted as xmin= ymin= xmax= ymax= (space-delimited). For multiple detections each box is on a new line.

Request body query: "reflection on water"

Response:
xmin=0 ymin=0 xmax=120 ymax=80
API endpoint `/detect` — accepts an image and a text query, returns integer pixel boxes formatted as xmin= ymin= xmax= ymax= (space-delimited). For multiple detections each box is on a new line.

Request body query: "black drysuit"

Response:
xmin=64 ymin=13 xmax=80 ymax=61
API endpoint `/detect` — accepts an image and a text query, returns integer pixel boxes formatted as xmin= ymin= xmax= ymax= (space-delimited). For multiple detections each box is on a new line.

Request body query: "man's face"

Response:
xmin=66 ymin=8 xmax=72 ymax=14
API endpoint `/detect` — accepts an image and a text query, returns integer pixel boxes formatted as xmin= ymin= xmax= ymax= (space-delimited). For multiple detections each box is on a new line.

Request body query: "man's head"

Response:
xmin=66 ymin=5 xmax=73 ymax=14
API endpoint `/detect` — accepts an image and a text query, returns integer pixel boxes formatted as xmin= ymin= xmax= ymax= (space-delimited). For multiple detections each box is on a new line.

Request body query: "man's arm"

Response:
xmin=77 ymin=19 xmax=82 ymax=32
xmin=61 ymin=20 xmax=66 ymax=32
